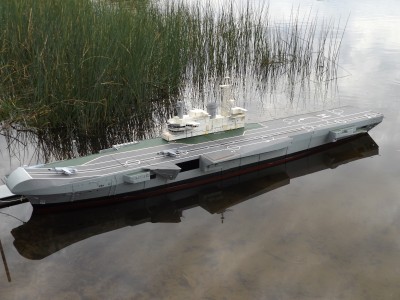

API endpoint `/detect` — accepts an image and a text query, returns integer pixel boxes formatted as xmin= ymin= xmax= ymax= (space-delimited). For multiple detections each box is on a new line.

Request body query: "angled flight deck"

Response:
xmin=25 ymin=106 xmax=380 ymax=179
xmin=3 ymin=105 xmax=383 ymax=206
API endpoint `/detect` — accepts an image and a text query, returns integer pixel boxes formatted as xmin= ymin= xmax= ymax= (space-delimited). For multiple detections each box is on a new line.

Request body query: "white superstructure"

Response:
xmin=162 ymin=81 xmax=247 ymax=141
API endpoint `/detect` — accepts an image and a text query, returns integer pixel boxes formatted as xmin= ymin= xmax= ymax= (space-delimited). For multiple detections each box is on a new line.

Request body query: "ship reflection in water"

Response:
xmin=11 ymin=134 xmax=378 ymax=260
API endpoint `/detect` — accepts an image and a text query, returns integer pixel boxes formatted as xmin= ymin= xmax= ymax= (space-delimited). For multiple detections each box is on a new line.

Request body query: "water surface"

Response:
xmin=1 ymin=0 xmax=400 ymax=299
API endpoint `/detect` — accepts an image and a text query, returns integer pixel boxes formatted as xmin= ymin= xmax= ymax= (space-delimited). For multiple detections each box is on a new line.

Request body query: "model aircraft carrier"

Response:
xmin=0 ymin=83 xmax=383 ymax=207
xmin=11 ymin=133 xmax=379 ymax=259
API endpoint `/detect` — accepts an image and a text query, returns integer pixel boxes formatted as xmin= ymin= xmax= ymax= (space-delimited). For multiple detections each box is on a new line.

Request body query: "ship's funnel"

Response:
xmin=176 ymin=101 xmax=184 ymax=119
xmin=207 ymin=102 xmax=217 ymax=119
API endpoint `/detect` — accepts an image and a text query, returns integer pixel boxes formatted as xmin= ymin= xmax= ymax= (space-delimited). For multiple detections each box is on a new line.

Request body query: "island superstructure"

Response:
xmin=161 ymin=83 xmax=247 ymax=141
xmin=1 ymin=82 xmax=384 ymax=207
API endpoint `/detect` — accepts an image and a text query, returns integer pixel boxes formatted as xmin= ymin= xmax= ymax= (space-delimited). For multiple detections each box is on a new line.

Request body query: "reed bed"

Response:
xmin=0 ymin=0 xmax=345 ymax=160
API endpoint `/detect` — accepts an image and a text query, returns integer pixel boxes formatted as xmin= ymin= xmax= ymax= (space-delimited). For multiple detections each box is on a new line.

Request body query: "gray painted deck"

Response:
xmin=26 ymin=106 xmax=381 ymax=180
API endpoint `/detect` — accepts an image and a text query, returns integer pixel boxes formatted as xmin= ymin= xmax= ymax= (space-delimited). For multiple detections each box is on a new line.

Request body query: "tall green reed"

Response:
xmin=0 ymin=0 xmax=345 ymax=160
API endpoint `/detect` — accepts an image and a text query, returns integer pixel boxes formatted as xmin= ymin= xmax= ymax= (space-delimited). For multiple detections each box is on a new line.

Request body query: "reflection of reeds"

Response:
xmin=0 ymin=0 xmax=345 ymax=160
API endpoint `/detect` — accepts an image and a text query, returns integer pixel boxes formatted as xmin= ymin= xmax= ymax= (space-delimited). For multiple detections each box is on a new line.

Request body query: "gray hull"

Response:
xmin=4 ymin=106 xmax=383 ymax=206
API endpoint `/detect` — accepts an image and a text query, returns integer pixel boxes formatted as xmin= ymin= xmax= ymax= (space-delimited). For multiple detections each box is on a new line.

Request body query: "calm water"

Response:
xmin=1 ymin=0 xmax=400 ymax=299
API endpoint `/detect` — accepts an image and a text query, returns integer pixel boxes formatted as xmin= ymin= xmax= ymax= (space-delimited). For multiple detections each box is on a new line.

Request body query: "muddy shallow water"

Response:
xmin=1 ymin=0 xmax=400 ymax=299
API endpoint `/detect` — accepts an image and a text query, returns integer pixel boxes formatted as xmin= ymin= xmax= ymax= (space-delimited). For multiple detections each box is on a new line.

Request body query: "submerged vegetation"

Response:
xmin=0 ymin=0 xmax=345 ymax=160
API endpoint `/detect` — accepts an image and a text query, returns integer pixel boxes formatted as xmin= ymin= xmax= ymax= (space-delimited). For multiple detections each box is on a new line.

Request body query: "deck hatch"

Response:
xmin=176 ymin=159 xmax=200 ymax=172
